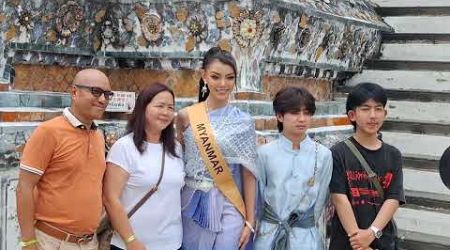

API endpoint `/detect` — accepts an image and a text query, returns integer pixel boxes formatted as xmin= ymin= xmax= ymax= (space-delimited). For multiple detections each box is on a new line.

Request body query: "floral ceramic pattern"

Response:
xmin=232 ymin=9 xmax=264 ymax=48
xmin=141 ymin=11 xmax=164 ymax=43
xmin=187 ymin=14 xmax=208 ymax=43
xmin=1 ymin=0 xmax=387 ymax=90
xmin=55 ymin=1 xmax=84 ymax=44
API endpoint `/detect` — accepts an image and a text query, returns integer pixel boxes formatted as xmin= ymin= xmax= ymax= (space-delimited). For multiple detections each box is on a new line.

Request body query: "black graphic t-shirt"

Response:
xmin=329 ymin=136 xmax=405 ymax=250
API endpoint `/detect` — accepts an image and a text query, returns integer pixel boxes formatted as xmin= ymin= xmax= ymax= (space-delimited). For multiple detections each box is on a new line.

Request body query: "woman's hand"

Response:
xmin=238 ymin=225 xmax=252 ymax=250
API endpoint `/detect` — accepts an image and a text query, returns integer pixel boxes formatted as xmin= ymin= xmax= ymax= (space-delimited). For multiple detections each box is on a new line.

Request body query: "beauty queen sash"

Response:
xmin=186 ymin=102 xmax=246 ymax=218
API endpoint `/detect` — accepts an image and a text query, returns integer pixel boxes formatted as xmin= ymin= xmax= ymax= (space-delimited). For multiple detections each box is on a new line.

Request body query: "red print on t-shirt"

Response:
xmin=346 ymin=170 xmax=393 ymax=205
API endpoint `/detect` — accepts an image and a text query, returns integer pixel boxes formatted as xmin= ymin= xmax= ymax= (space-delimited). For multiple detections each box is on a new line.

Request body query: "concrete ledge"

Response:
xmin=338 ymin=85 xmax=450 ymax=102
xmin=346 ymin=70 xmax=450 ymax=93
xmin=395 ymin=206 xmax=450 ymax=239
xmin=0 ymin=109 xmax=350 ymax=129
xmin=406 ymin=190 xmax=450 ymax=210
xmin=398 ymin=230 xmax=450 ymax=250
xmin=256 ymin=125 xmax=353 ymax=147
xmin=381 ymin=43 xmax=450 ymax=62
xmin=403 ymin=156 xmax=439 ymax=172
xmin=403 ymin=168 xmax=450 ymax=197
xmin=387 ymin=100 xmax=450 ymax=124
xmin=253 ymin=115 xmax=349 ymax=131
xmin=377 ymin=7 xmax=450 ymax=17
xmin=384 ymin=16 xmax=450 ymax=34
xmin=372 ymin=0 xmax=450 ymax=8
xmin=365 ymin=59 xmax=450 ymax=71
xmin=382 ymin=131 xmax=450 ymax=160
xmin=383 ymin=33 xmax=450 ymax=43
xmin=0 ymin=91 xmax=346 ymax=117
xmin=383 ymin=119 xmax=450 ymax=136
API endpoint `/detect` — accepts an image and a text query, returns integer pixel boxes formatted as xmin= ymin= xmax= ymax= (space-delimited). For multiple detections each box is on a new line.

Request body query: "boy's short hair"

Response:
xmin=346 ymin=82 xmax=388 ymax=128
xmin=273 ymin=86 xmax=316 ymax=132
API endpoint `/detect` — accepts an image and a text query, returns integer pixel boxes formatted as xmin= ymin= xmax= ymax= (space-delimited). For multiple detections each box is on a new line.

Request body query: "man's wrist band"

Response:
xmin=19 ymin=239 xmax=38 ymax=247
xmin=125 ymin=234 xmax=136 ymax=244
xmin=245 ymin=221 xmax=255 ymax=233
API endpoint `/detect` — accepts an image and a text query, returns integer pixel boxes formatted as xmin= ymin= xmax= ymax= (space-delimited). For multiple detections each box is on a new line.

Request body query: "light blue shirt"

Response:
xmin=255 ymin=135 xmax=332 ymax=250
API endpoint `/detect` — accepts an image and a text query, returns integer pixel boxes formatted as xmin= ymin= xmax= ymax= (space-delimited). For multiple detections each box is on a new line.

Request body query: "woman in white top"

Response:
xmin=103 ymin=83 xmax=185 ymax=250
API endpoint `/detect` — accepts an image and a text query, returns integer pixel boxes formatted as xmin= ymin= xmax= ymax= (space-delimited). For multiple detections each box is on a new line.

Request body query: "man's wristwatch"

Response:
xmin=369 ymin=225 xmax=383 ymax=239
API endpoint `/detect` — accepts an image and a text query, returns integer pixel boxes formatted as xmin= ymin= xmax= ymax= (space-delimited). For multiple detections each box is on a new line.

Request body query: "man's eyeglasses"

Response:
xmin=74 ymin=84 xmax=114 ymax=100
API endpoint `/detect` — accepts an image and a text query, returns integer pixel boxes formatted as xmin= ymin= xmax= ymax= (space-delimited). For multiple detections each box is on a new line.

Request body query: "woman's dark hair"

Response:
xmin=273 ymin=87 xmax=316 ymax=132
xmin=198 ymin=47 xmax=237 ymax=102
xmin=126 ymin=83 xmax=179 ymax=158
xmin=346 ymin=82 xmax=387 ymax=129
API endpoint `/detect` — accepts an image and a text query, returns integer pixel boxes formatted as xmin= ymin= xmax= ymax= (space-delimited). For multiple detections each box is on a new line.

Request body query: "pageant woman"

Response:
xmin=177 ymin=47 xmax=258 ymax=250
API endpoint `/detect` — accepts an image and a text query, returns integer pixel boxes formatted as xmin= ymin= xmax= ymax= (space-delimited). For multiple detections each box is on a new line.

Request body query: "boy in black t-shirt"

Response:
xmin=329 ymin=82 xmax=405 ymax=250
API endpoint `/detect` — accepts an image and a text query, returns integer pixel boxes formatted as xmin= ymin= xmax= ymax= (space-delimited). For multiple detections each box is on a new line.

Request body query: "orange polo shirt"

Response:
xmin=20 ymin=110 xmax=106 ymax=234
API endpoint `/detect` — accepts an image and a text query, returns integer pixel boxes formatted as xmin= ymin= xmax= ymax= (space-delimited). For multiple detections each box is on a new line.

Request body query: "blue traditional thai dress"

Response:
xmin=254 ymin=135 xmax=332 ymax=250
xmin=181 ymin=104 xmax=258 ymax=250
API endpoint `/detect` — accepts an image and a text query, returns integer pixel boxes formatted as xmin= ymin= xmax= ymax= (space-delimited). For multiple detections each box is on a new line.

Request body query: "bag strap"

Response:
xmin=344 ymin=139 xmax=385 ymax=201
xmin=127 ymin=146 xmax=165 ymax=218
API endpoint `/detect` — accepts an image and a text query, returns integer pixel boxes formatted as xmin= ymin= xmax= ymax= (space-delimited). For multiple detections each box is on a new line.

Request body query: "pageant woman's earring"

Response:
xmin=201 ymin=83 xmax=208 ymax=98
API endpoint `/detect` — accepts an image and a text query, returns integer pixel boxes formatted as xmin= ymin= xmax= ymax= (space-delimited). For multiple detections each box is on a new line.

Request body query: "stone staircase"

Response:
xmin=345 ymin=0 xmax=450 ymax=249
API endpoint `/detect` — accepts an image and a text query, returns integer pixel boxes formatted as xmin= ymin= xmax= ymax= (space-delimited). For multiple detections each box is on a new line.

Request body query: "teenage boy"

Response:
xmin=329 ymin=82 xmax=405 ymax=250
xmin=255 ymin=87 xmax=332 ymax=250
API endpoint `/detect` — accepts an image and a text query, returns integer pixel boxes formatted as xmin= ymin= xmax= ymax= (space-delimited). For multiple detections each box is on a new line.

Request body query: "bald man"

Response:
xmin=16 ymin=69 xmax=113 ymax=250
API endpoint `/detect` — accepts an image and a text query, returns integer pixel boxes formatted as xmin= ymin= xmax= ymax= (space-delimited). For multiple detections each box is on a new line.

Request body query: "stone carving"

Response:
xmin=1 ymin=0 xmax=388 ymax=91
xmin=98 ymin=6 xmax=134 ymax=50
xmin=186 ymin=13 xmax=207 ymax=51
xmin=55 ymin=1 xmax=84 ymax=45
xmin=218 ymin=39 xmax=232 ymax=52
xmin=6 ymin=5 xmax=35 ymax=42
xmin=176 ymin=7 xmax=188 ymax=23
xmin=269 ymin=11 xmax=285 ymax=48
xmin=215 ymin=10 xmax=231 ymax=30
xmin=232 ymin=9 xmax=264 ymax=48
xmin=17 ymin=10 xmax=33 ymax=33
xmin=297 ymin=26 xmax=311 ymax=53
xmin=136 ymin=5 xmax=164 ymax=46
xmin=101 ymin=19 xmax=120 ymax=48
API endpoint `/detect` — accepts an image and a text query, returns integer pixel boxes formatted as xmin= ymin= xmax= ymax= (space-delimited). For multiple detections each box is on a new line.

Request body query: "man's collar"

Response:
xmin=63 ymin=108 xmax=98 ymax=130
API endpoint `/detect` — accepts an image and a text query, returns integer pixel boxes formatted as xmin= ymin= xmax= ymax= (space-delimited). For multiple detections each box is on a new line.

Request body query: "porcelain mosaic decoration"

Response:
xmin=0 ymin=0 xmax=389 ymax=92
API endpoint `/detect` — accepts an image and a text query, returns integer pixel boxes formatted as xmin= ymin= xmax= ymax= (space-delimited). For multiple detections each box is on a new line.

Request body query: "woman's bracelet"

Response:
xmin=124 ymin=234 xmax=136 ymax=244
xmin=19 ymin=239 xmax=38 ymax=247
xmin=245 ymin=220 xmax=255 ymax=233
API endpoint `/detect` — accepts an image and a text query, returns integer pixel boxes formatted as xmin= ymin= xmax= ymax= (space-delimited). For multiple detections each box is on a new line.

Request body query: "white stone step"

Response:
xmin=381 ymin=43 xmax=450 ymax=62
xmin=384 ymin=16 xmax=450 ymax=34
xmin=0 ymin=107 xmax=62 ymax=112
xmin=395 ymin=207 xmax=450 ymax=240
xmin=381 ymin=131 xmax=450 ymax=160
xmin=397 ymin=230 xmax=450 ymax=249
xmin=347 ymin=70 xmax=450 ymax=93
xmin=372 ymin=0 xmax=450 ymax=7
xmin=387 ymin=100 xmax=450 ymax=124
xmin=403 ymin=168 xmax=450 ymax=197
